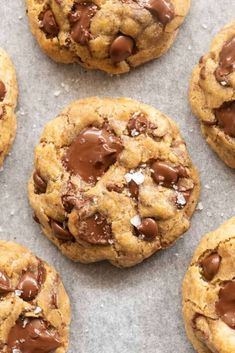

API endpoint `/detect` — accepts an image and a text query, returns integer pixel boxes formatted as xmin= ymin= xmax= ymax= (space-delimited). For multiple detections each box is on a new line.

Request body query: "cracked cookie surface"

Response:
xmin=0 ymin=49 xmax=18 ymax=167
xmin=26 ymin=0 xmax=190 ymax=74
xmin=182 ymin=217 xmax=235 ymax=353
xmin=190 ymin=21 xmax=235 ymax=168
xmin=0 ymin=240 xmax=70 ymax=353
xmin=28 ymin=97 xmax=200 ymax=267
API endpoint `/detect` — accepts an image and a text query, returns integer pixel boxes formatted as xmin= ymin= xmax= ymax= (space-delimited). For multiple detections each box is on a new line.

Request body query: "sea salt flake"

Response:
xmin=130 ymin=215 xmax=141 ymax=228
xmin=15 ymin=289 xmax=23 ymax=296
xmin=125 ymin=171 xmax=145 ymax=185
xmin=176 ymin=192 xmax=186 ymax=206
xmin=220 ymin=80 xmax=227 ymax=86
xmin=34 ymin=306 xmax=42 ymax=314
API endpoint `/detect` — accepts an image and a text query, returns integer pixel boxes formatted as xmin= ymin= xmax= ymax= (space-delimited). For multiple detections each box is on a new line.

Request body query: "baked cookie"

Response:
xmin=26 ymin=0 xmax=190 ymax=74
xmin=182 ymin=217 xmax=235 ymax=353
xmin=190 ymin=21 xmax=235 ymax=168
xmin=0 ymin=240 xmax=70 ymax=353
xmin=28 ymin=97 xmax=200 ymax=267
xmin=0 ymin=49 xmax=18 ymax=167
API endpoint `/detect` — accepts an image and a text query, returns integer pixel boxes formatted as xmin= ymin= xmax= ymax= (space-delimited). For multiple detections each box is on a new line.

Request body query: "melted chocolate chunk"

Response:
xmin=77 ymin=213 xmax=113 ymax=245
xmin=216 ymin=280 xmax=235 ymax=329
xmin=51 ymin=220 xmax=74 ymax=241
xmin=61 ymin=182 xmax=88 ymax=213
xmin=17 ymin=272 xmax=40 ymax=301
xmin=137 ymin=218 xmax=158 ymax=241
xmin=127 ymin=113 xmax=149 ymax=136
xmin=128 ymin=180 xmax=139 ymax=199
xmin=64 ymin=126 xmax=123 ymax=184
xmin=40 ymin=9 xmax=59 ymax=36
xmin=201 ymin=253 xmax=221 ymax=281
xmin=215 ymin=36 xmax=235 ymax=85
xmin=0 ymin=80 xmax=6 ymax=101
xmin=69 ymin=2 xmax=98 ymax=45
xmin=7 ymin=318 xmax=61 ymax=353
xmin=0 ymin=271 xmax=11 ymax=294
xmin=33 ymin=171 xmax=47 ymax=194
xmin=151 ymin=161 xmax=179 ymax=187
xmin=145 ymin=0 xmax=174 ymax=25
xmin=110 ymin=35 xmax=134 ymax=64
xmin=215 ymin=101 xmax=235 ymax=138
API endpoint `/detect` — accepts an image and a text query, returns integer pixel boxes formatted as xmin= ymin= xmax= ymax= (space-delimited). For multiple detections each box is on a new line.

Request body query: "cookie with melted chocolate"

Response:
xmin=0 ymin=48 xmax=18 ymax=167
xmin=26 ymin=0 xmax=190 ymax=74
xmin=190 ymin=21 xmax=235 ymax=168
xmin=183 ymin=217 xmax=235 ymax=353
xmin=28 ymin=97 xmax=200 ymax=268
xmin=0 ymin=241 xmax=70 ymax=353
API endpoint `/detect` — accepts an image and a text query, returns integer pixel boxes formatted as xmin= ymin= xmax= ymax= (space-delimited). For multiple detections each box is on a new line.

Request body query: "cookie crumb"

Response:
xmin=54 ymin=90 xmax=61 ymax=97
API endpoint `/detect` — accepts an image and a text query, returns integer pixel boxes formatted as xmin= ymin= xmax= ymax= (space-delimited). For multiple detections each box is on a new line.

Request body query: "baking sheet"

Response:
xmin=1 ymin=1 xmax=235 ymax=352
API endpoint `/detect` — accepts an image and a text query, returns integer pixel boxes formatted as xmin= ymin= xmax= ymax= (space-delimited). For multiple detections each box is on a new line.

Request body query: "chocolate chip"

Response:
xmin=127 ymin=113 xmax=149 ymax=136
xmin=0 ymin=80 xmax=6 ymax=101
xmin=216 ymin=280 xmax=235 ymax=329
xmin=215 ymin=35 xmax=235 ymax=85
xmin=51 ymin=220 xmax=74 ymax=241
xmin=77 ymin=213 xmax=113 ymax=245
xmin=40 ymin=9 xmax=59 ymax=36
xmin=201 ymin=253 xmax=221 ymax=281
xmin=137 ymin=218 xmax=158 ymax=241
xmin=145 ymin=0 xmax=175 ymax=25
xmin=69 ymin=2 xmax=98 ymax=45
xmin=33 ymin=171 xmax=47 ymax=194
xmin=17 ymin=272 xmax=40 ymax=301
xmin=0 ymin=271 xmax=11 ymax=294
xmin=106 ymin=183 xmax=124 ymax=193
xmin=215 ymin=101 xmax=235 ymax=138
xmin=64 ymin=126 xmax=123 ymax=184
xmin=151 ymin=161 xmax=178 ymax=187
xmin=128 ymin=180 xmax=139 ymax=199
xmin=110 ymin=35 xmax=134 ymax=64
xmin=7 ymin=318 xmax=61 ymax=353
xmin=61 ymin=182 xmax=85 ymax=213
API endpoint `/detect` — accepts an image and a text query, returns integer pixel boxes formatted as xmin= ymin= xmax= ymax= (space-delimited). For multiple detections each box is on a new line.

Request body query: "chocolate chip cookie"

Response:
xmin=0 ymin=240 xmax=70 ymax=353
xmin=182 ymin=217 xmax=235 ymax=353
xmin=190 ymin=21 xmax=235 ymax=168
xmin=26 ymin=0 xmax=190 ymax=74
xmin=28 ymin=97 xmax=200 ymax=267
xmin=0 ymin=49 xmax=18 ymax=167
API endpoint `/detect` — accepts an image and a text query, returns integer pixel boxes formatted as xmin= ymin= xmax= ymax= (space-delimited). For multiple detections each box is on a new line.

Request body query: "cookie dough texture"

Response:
xmin=28 ymin=97 xmax=200 ymax=268
xmin=0 ymin=241 xmax=70 ymax=353
xmin=26 ymin=0 xmax=190 ymax=74
xmin=182 ymin=217 xmax=235 ymax=353
xmin=190 ymin=21 xmax=235 ymax=168
xmin=0 ymin=49 xmax=18 ymax=167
